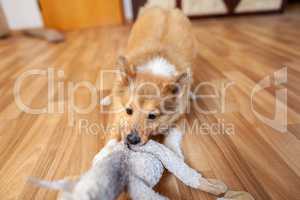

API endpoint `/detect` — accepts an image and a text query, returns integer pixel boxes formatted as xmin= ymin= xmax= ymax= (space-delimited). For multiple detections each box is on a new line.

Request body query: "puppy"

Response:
xmin=94 ymin=7 xmax=197 ymax=163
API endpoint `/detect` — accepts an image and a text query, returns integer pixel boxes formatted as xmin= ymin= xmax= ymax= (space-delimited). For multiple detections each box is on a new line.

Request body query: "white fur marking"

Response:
xmin=100 ymin=95 xmax=112 ymax=106
xmin=137 ymin=57 xmax=177 ymax=77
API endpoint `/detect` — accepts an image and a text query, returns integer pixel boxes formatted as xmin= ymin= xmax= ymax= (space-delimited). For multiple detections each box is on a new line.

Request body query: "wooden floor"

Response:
xmin=1 ymin=6 xmax=300 ymax=200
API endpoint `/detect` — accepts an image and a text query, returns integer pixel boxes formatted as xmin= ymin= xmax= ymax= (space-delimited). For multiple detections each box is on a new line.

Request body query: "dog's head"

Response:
xmin=113 ymin=56 xmax=191 ymax=145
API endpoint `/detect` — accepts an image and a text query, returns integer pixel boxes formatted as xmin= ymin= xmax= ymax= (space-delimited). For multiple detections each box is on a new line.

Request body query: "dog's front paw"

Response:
xmin=198 ymin=178 xmax=228 ymax=196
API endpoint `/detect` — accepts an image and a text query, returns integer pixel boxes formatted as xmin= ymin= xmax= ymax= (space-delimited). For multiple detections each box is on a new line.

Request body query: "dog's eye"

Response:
xmin=126 ymin=108 xmax=133 ymax=115
xmin=148 ymin=113 xmax=156 ymax=120
xmin=171 ymin=85 xmax=179 ymax=94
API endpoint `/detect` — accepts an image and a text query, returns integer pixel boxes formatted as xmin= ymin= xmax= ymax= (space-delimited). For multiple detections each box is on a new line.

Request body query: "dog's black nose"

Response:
xmin=126 ymin=131 xmax=141 ymax=145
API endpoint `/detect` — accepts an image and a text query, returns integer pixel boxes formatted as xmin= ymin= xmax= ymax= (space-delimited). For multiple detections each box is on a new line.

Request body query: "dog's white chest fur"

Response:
xmin=136 ymin=57 xmax=177 ymax=77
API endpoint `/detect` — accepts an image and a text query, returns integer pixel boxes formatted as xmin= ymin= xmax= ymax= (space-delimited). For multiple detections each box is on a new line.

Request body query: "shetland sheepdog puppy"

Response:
xmin=94 ymin=7 xmax=197 ymax=163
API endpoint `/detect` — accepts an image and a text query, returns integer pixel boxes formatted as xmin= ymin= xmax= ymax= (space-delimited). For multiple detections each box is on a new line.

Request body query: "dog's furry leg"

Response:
xmin=163 ymin=128 xmax=184 ymax=159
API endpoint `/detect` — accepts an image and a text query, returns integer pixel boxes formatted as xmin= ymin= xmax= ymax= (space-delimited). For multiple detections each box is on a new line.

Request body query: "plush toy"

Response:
xmin=29 ymin=140 xmax=253 ymax=200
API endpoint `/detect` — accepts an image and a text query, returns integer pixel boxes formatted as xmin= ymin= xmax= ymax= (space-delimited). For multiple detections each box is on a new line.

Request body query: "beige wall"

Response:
xmin=0 ymin=4 xmax=9 ymax=37
xmin=236 ymin=0 xmax=283 ymax=13
xmin=1 ymin=0 xmax=43 ymax=30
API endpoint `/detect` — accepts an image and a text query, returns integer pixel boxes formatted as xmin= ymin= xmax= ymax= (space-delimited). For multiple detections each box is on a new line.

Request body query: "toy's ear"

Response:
xmin=116 ymin=56 xmax=135 ymax=85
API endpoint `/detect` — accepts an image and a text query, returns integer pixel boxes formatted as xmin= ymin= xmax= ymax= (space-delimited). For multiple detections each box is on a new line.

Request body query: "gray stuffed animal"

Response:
xmin=29 ymin=140 xmax=229 ymax=200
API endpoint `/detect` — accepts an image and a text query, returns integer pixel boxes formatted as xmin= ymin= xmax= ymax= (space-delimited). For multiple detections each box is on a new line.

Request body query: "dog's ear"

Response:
xmin=168 ymin=69 xmax=192 ymax=94
xmin=116 ymin=56 xmax=135 ymax=85
xmin=175 ymin=70 xmax=191 ymax=85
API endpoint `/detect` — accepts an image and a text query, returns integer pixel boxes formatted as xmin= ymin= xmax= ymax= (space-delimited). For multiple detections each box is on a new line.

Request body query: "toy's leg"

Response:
xmin=93 ymin=139 xmax=118 ymax=166
xmin=132 ymin=140 xmax=227 ymax=196
xmin=164 ymin=128 xmax=184 ymax=159
xmin=128 ymin=176 xmax=169 ymax=200
xmin=217 ymin=190 xmax=255 ymax=200
xmin=197 ymin=178 xmax=228 ymax=196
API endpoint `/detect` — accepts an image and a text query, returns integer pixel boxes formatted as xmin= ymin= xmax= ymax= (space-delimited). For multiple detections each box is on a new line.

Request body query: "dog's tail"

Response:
xmin=27 ymin=177 xmax=77 ymax=192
